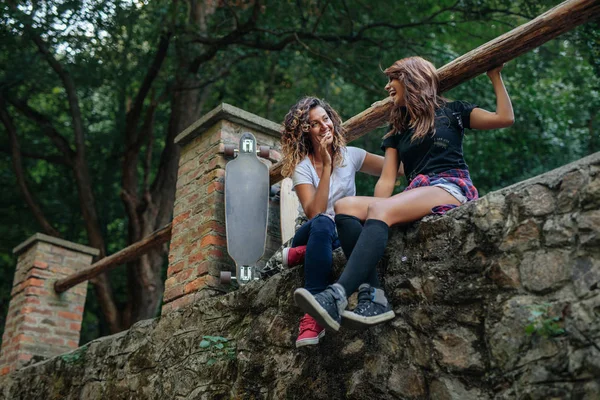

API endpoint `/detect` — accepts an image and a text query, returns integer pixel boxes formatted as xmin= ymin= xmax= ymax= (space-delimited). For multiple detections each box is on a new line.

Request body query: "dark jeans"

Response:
xmin=292 ymin=214 xmax=340 ymax=294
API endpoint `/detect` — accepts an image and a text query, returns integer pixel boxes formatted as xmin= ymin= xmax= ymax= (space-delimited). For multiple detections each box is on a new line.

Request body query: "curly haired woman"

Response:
xmin=280 ymin=96 xmax=383 ymax=347
xmin=294 ymin=57 xmax=514 ymax=332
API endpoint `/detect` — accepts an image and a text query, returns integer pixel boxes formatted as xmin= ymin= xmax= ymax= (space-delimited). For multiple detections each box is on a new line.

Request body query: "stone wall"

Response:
xmin=1 ymin=152 xmax=598 ymax=399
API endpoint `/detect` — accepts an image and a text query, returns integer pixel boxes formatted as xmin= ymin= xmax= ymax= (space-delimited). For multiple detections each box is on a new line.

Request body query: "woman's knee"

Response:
xmin=334 ymin=197 xmax=364 ymax=217
xmin=366 ymin=200 xmax=392 ymax=222
xmin=334 ymin=197 xmax=351 ymax=214
xmin=311 ymin=214 xmax=336 ymax=235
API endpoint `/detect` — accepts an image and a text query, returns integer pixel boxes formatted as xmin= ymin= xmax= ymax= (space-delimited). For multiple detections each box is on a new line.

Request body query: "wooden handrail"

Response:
xmin=54 ymin=224 xmax=172 ymax=293
xmin=269 ymin=0 xmax=600 ymax=185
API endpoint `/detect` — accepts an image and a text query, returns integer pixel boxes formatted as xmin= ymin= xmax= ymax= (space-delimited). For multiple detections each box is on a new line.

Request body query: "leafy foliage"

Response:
xmin=525 ymin=303 xmax=565 ymax=339
xmin=199 ymin=335 xmax=237 ymax=365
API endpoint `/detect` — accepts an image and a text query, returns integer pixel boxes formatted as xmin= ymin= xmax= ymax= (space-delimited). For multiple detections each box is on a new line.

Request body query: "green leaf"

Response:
xmin=525 ymin=324 xmax=536 ymax=335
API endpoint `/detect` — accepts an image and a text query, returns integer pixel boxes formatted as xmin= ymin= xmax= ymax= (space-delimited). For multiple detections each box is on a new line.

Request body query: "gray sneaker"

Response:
xmin=342 ymin=284 xmax=395 ymax=330
xmin=294 ymin=284 xmax=348 ymax=331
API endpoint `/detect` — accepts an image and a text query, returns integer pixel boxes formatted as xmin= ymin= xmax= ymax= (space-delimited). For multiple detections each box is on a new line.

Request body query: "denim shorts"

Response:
xmin=430 ymin=177 xmax=468 ymax=204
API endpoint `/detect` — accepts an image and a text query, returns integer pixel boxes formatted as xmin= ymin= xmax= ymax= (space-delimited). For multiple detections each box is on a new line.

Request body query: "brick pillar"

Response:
xmin=162 ymin=103 xmax=282 ymax=313
xmin=0 ymin=233 xmax=98 ymax=375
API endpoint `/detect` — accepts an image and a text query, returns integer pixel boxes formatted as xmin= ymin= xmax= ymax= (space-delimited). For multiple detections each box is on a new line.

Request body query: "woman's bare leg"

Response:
xmin=366 ymin=186 xmax=460 ymax=225
xmin=334 ymin=196 xmax=381 ymax=221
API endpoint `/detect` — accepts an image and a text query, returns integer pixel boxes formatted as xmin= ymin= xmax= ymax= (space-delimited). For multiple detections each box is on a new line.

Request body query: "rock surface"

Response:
xmin=1 ymin=152 xmax=599 ymax=399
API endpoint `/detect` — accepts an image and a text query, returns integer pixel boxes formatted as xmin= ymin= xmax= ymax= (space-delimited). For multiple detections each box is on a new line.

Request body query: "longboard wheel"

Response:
xmin=220 ymin=271 xmax=232 ymax=284
xmin=258 ymin=146 xmax=270 ymax=159
xmin=224 ymin=144 xmax=236 ymax=157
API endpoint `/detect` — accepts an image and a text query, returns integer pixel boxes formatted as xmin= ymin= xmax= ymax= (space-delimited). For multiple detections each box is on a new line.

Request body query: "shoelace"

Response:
xmin=299 ymin=316 xmax=318 ymax=332
xmin=353 ymin=289 xmax=373 ymax=314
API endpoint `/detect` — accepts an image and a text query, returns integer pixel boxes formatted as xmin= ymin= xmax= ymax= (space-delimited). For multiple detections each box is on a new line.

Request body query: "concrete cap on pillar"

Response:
xmin=174 ymin=103 xmax=282 ymax=146
xmin=12 ymin=233 xmax=99 ymax=257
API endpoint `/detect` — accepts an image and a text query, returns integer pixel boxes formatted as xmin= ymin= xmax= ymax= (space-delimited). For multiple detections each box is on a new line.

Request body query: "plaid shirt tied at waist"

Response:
xmin=404 ymin=169 xmax=479 ymax=215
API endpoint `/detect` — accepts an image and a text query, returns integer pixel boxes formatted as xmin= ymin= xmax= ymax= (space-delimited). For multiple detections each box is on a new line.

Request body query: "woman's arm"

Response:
xmin=295 ymin=168 xmax=331 ymax=219
xmin=295 ymin=136 xmax=332 ymax=219
xmin=359 ymin=152 xmax=385 ymax=176
xmin=470 ymin=65 xmax=515 ymax=130
xmin=373 ymin=147 xmax=399 ymax=197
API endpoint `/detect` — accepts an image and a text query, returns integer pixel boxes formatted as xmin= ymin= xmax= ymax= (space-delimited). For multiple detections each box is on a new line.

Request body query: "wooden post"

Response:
xmin=54 ymin=224 xmax=172 ymax=293
xmin=269 ymin=0 xmax=600 ymax=186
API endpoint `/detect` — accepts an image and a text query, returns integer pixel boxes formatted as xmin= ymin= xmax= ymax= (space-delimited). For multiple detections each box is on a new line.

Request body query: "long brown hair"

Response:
xmin=383 ymin=56 xmax=445 ymax=141
xmin=280 ymin=97 xmax=346 ymax=178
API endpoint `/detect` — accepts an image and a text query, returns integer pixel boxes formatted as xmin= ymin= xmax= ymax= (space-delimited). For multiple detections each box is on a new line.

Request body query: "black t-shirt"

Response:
xmin=381 ymin=100 xmax=477 ymax=181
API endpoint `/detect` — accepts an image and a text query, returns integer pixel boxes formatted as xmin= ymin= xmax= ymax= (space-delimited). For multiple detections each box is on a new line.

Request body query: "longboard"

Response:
xmin=222 ymin=132 xmax=270 ymax=285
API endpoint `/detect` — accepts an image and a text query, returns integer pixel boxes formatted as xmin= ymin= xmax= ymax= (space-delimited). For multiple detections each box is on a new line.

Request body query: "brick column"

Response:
xmin=162 ymin=103 xmax=282 ymax=313
xmin=0 ymin=233 xmax=98 ymax=375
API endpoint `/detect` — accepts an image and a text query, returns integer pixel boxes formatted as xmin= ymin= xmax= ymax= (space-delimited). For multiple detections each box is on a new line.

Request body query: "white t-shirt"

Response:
xmin=292 ymin=146 xmax=367 ymax=219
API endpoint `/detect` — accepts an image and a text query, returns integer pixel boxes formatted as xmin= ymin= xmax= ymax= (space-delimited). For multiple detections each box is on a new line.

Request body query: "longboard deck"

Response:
xmin=279 ymin=177 xmax=300 ymax=244
xmin=224 ymin=133 xmax=269 ymax=271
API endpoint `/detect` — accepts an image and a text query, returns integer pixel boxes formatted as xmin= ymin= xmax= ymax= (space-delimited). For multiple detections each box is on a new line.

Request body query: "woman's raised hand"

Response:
xmin=487 ymin=64 xmax=504 ymax=78
xmin=319 ymin=134 xmax=332 ymax=167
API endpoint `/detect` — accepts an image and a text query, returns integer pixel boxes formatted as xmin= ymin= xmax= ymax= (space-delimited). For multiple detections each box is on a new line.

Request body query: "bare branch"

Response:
xmin=143 ymin=117 xmax=155 ymax=201
xmin=189 ymin=46 xmax=221 ymax=75
xmin=224 ymin=1 xmax=241 ymax=28
xmin=5 ymin=95 xmax=75 ymax=164
xmin=182 ymin=53 xmax=262 ymax=91
xmin=472 ymin=7 xmax=536 ymax=20
xmin=294 ymin=0 xmax=308 ymax=27
xmin=126 ymin=32 xmax=172 ymax=146
xmin=0 ymin=146 xmax=70 ymax=165
xmin=27 ymin=33 xmax=87 ymax=152
xmin=133 ymin=101 xmax=158 ymax=155
xmin=0 ymin=98 xmax=61 ymax=237
xmin=340 ymin=0 xmax=354 ymax=34
xmin=293 ymin=35 xmax=381 ymax=94
xmin=311 ymin=1 xmax=330 ymax=34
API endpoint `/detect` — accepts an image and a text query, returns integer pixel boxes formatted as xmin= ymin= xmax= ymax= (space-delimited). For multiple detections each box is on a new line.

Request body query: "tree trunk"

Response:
xmin=125 ymin=72 xmax=203 ymax=324
xmin=123 ymin=0 xmax=216 ymax=323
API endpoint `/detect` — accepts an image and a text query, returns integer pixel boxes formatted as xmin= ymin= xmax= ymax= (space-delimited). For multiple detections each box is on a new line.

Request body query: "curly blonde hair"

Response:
xmin=383 ymin=56 xmax=445 ymax=141
xmin=280 ymin=97 xmax=346 ymax=178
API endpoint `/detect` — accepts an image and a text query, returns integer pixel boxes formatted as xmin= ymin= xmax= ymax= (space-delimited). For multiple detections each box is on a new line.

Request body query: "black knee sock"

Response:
xmin=334 ymin=214 xmax=363 ymax=259
xmin=337 ymin=219 xmax=389 ymax=295
xmin=335 ymin=214 xmax=381 ymax=288
xmin=365 ymin=262 xmax=381 ymax=288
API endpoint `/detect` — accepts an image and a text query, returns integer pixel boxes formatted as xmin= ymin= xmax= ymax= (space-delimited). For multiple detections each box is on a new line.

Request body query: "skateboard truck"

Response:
xmin=224 ymin=143 xmax=270 ymax=158
xmin=220 ymin=265 xmax=256 ymax=285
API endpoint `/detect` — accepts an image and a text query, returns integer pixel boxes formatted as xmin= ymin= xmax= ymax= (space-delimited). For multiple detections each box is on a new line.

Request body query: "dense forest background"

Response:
xmin=1 ymin=0 xmax=598 ymax=345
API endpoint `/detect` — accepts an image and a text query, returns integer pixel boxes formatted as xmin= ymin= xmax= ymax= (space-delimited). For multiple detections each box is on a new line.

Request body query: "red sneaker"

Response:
xmin=282 ymin=245 xmax=307 ymax=267
xmin=296 ymin=313 xmax=325 ymax=348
